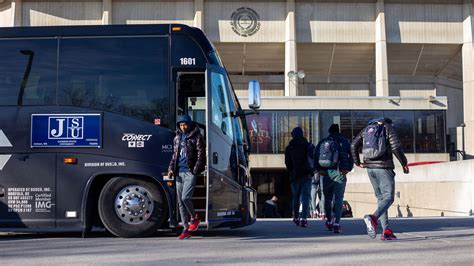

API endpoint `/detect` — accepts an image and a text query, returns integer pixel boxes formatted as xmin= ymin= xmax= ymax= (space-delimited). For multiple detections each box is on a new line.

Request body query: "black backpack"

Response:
xmin=318 ymin=137 xmax=339 ymax=168
xmin=362 ymin=123 xmax=388 ymax=160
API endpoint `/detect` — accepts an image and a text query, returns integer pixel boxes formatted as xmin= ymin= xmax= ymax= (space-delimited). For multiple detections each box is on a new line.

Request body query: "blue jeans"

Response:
xmin=176 ymin=172 xmax=197 ymax=229
xmin=291 ymin=177 xmax=312 ymax=220
xmin=321 ymin=169 xmax=347 ymax=224
xmin=367 ymin=168 xmax=395 ymax=231
xmin=310 ymin=183 xmax=321 ymax=214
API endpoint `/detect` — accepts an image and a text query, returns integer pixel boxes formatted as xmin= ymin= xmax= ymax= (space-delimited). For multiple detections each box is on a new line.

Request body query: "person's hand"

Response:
xmin=357 ymin=163 xmax=365 ymax=168
xmin=403 ymin=165 xmax=409 ymax=174
xmin=319 ymin=170 xmax=326 ymax=176
xmin=167 ymin=171 xmax=174 ymax=178
xmin=341 ymin=169 xmax=350 ymax=175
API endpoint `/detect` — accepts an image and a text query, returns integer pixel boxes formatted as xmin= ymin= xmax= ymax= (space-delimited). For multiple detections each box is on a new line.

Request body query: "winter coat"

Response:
xmin=350 ymin=120 xmax=408 ymax=169
xmin=168 ymin=126 xmax=206 ymax=175
xmin=285 ymin=136 xmax=313 ymax=181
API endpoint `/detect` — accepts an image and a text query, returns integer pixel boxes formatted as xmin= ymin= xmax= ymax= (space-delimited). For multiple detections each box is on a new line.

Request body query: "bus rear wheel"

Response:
xmin=98 ymin=176 xmax=166 ymax=238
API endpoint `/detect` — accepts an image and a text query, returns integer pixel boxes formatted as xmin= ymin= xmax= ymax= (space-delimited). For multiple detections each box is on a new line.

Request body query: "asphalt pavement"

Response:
xmin=0 ymin=217 xmax=473 ymax=265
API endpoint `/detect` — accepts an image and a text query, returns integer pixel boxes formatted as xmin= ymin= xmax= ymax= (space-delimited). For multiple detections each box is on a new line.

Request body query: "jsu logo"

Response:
xmin=48 ymin=116 xmax=84 ymax=139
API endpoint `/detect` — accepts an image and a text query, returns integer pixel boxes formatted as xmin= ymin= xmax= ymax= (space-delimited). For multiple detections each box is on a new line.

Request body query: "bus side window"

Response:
xmin=0 ymin=39 xmax=57 ymax=106
xmin=210 ymin=73 xmax=233 ymax=140
xmin=57 ymin=37 xmax=170 ymax=126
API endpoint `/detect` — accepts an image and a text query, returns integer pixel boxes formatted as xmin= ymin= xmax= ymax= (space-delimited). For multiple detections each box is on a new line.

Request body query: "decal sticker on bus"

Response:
xmin=31 ymin=114 xmax=101 ymax=148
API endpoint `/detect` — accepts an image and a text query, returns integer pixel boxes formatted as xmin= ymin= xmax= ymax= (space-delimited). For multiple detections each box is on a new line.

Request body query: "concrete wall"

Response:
xmin=239 ymin=96 xmax=448 ymax=111
xmin=112 ymin=1 xmax=194 ymax=25
xmin=385 ymin=3 xmax=463 ymax=43
xmin=0 ymin=1 xmax=11 ymax=27
xmin=296 ymin=2 xmax=375 ymax=43
xmin=204 ymin=1 xmax=286 ymax=42
xmin=345 ymin=160 xmax=474 ymax=218
xmin=22 ymin=1 xmax=102 ymax=26
xmin=250 ymin=153 xmax=450 ymax=170
xmin=231 ymin=75 xmax=284 ymax=97
xmin=437 ymin=79 xmax=464 ymax=130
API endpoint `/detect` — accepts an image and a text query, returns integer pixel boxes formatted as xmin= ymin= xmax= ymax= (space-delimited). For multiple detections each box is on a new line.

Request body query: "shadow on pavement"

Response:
xmin=0 ymin=217 xmax=473 ymax=241
xmin=199 ymin=217 xmax=474 ymax=241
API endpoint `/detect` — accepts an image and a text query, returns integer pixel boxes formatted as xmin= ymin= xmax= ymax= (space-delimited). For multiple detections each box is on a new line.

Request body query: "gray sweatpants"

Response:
xmin=177 ymin=171 xmax=197 ymax=229
xmin=367 ymin=168 xmax=395 ymax=231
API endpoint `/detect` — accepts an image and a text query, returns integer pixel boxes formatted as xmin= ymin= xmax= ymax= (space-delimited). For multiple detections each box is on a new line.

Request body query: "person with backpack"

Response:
xmin=314 ymin=124 xmax=353 ymax=234
xmin=351 ymin=117 xmax=409 ymax=241
xmin=285 ymin=127 xmax=314 ymax=228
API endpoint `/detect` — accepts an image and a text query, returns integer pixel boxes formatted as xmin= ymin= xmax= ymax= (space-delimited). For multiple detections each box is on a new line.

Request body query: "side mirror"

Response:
xmin=248 ymin=80 xmax=261 ymax=110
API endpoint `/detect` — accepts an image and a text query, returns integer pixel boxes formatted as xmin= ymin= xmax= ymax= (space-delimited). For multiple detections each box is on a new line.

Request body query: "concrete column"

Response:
xmin=285 ymin=0 xmax=297 ymax=96
xmin=11 ymin=0 xmax=22 ymax=26
xmin=102 ymin=0 xmax=112 ymax=25
xmin=375 ymin=0 xmax=389 ymax=96
xmin=462 ymin=1 xmax=474 ymax=158
xmin=194 ymin=0 xmax=203 ymax=30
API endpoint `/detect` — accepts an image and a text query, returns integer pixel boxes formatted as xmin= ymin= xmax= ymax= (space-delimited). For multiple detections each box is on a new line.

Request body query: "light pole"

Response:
xmin=287 ymin=70 xmax=305 ymax=96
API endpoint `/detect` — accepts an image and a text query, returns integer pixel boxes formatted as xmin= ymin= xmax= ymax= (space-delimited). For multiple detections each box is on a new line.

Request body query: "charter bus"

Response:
xmin=0 ymin=24 xmax=260 ymax=237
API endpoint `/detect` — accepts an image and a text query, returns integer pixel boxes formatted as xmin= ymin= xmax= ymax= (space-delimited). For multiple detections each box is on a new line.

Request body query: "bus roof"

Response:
xmin=0 ymin=24 xmax=214 ymax=54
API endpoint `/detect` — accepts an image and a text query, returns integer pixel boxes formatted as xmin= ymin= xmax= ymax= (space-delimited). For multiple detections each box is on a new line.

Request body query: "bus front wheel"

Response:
xmin=98 ymin=176 xmax=166 ymax=238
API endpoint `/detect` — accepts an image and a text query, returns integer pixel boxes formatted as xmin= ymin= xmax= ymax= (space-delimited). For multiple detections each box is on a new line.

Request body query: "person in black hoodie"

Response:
xmin=285 ymin=127 xmax=313 ymax=228
xmin=351 ymin=117 xmax=409 ymax=241
xmin=314 ymin=124 xmax=353 ymax=234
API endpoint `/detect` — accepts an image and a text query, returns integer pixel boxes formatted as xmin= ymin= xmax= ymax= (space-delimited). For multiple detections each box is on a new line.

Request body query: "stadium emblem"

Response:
xmin=230 ymin=7 xmax=261 ymax=37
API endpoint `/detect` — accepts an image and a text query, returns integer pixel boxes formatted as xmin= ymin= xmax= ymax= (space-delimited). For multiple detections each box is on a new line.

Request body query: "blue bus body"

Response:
xmin=0 ymin=24 xmax=257 ymax=237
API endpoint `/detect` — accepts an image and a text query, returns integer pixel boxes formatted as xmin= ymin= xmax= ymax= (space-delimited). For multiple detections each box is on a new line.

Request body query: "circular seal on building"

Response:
xmin=230 ymin=7 xmax=261 ymax=37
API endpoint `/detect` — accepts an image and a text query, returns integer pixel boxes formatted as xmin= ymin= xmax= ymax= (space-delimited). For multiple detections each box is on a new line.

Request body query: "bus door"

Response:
xmin=205 ymin=64 xmax=241 ymax=229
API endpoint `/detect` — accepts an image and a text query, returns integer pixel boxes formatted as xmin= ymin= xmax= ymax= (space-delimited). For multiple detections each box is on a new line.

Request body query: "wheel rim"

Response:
xmin=114 ymin=185 xmax=154 ymax=225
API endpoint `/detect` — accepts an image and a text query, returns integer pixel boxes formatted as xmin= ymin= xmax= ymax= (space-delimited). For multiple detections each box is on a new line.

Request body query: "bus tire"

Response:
xmin=98 ymin=176 xmax=166 ymax=238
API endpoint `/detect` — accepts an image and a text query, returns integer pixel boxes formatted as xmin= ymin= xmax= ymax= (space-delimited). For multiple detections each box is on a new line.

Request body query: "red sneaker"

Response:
xmin=363 ymin=214 xmax=378 ymax=239
xmin=178 ymin=230 xmax=191 ymax=240
xmin=325 ymin=220 xmax=333 ymax=231
xmin=381 ymin=229 xmax=397 ymax=240
xmin=189 ymin=216 xmax=201 ymax=232
xmin=333 ymin=224 xmax=341 ymax=234
xmin=292 ymin=217 xmax=300 ymax=226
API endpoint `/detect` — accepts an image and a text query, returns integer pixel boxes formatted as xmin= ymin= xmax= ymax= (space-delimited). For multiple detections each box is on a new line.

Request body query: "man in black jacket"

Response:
xmin=168 ymin=114 xmax=206 ymax=239
xmin=351 ymin=117 xmax=409 ymax=241
xmin=285 ymin=127 xmax=313 ymax=228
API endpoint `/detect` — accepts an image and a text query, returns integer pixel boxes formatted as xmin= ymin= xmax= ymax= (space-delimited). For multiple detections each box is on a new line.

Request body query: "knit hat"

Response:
xmin=328 ymin=124 xmax=340 ymax=134
xmin=291 ymin=127 xmax=303 ymax=138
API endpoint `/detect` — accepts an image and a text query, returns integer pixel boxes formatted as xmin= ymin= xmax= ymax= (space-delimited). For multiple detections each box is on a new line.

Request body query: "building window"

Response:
xmin=384 ymin=111 xmax=415 ymax=153
xmin=351 ymin=111 xmax=384 ymax=140
xmin=247 ymin=111 xmax=274 ymax=154
xmin=415 ymin=111 xmax=445 ymax=153
xmin=246 ymin=109 xmax=445 ymax=154
xmin=320 ymin=111 xmax=352 ymax=140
